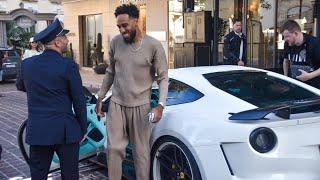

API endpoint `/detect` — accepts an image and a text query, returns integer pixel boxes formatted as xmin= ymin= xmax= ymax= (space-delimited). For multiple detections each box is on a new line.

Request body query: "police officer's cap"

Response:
xmin=33 ymin=19 xmax=69 ymax=44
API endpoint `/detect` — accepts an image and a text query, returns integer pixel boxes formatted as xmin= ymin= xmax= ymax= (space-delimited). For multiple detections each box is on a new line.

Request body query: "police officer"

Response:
xmin=223 ymin=19 xmax=247 ymax=66
xmin=16 ymin=19 xmax=87 ymax=179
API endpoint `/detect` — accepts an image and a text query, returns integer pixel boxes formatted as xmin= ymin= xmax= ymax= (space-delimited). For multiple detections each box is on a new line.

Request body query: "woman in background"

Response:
xmin=22 ymin=37 xmax=42 ymax=60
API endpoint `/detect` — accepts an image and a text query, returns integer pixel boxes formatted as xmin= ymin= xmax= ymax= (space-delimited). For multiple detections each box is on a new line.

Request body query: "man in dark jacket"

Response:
xmin=223 ymin=19 xmax=247 ymax=66
xmin=281 ymin=20 xmax=320 ymax=89
xmin=16 ymin=19 xmax=87 ymax=179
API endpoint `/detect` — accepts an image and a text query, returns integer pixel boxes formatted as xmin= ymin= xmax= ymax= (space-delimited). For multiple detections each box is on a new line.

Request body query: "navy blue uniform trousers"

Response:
xmin=29 ymin=143 xmax=79 ymax=180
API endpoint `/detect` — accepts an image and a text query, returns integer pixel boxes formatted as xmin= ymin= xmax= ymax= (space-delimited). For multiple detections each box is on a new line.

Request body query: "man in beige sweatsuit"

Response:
xmin=95 ymin=3 xmax=168 ymax=180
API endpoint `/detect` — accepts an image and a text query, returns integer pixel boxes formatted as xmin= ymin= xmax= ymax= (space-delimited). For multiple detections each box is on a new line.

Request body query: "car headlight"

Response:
xmin=249 ymin=127 xmax=277 ymax=153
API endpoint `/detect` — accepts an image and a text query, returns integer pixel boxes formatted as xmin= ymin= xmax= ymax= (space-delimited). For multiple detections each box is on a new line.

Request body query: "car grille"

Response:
xmin=3 ymin=65 xmax=18 ymax=75
xmin=3 ymin=67 xmax=18 ymax=73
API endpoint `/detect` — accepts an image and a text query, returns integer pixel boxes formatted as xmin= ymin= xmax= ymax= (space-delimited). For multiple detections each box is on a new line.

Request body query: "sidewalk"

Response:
xmin=80 ymin=67 xmax=105 ymax=94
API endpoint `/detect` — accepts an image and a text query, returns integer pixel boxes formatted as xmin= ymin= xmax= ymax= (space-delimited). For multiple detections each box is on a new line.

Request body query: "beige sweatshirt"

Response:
xmin=98 ymin=34 xmax=168 ymax=107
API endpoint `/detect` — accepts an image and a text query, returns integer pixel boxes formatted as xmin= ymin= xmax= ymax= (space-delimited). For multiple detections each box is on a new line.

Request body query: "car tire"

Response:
xmin=151 ymin=136 xmax=202 ymax=180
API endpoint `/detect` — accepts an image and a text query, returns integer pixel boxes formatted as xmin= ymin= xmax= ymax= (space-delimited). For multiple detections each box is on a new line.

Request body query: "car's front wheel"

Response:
xmin=151 ymin=136 xmax=201 ymax=180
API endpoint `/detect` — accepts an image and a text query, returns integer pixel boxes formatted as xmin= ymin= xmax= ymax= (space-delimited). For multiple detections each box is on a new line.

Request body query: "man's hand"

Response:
xmin=238 ymin=60 xmax=245 ymax=66
xmin=150 ymin=104 xmax=164 ymax=123
xmin=296 ymin=69 xmax=312 ymax=82
xmin=95 ymin=101 xmax=105 ymax=117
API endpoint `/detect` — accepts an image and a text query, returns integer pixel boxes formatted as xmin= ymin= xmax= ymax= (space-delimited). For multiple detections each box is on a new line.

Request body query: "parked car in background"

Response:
xmin=0 ymin=48 xmax=21 ymax=82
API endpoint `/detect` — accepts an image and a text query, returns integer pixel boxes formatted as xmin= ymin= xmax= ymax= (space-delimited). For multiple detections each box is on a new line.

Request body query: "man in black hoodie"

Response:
xmin=223 ymin=19 xmax=247 ymax=66
xmin=282 ymin=20 xmax=320 ymax=89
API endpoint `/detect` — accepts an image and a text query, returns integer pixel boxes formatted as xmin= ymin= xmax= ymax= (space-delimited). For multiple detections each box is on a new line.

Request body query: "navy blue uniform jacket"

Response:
xmin=16 ymin=49 xmax=87 ymax=145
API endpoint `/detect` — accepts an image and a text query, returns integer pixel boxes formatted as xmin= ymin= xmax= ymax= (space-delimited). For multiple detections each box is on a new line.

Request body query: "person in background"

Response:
xmin=22 ymin=37 xmax=42 ymax=60
xmin=223 ymin=18 xmax=247 ymax=66
xmin=281 ymin=20 xmax=320 ymax=89
xmin=16 ymin=19 xmax=87 ymax=179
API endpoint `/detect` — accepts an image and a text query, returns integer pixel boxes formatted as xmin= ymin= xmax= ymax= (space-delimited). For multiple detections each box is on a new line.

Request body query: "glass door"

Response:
xmin=218 ymin=0 xmax=243 ymax=64
xmin=82 ymin=14 xmax=103 ymax=67
xmin=246 ymin=0 xmax=276 ymax=69
xmin=168 ymin=0 xmax=184 ymax=69
xmin=217 ymin=0 xmax=276 ymax=69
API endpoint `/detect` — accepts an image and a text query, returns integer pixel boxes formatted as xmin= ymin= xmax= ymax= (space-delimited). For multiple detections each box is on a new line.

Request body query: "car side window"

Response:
xmin=166 ymin=79 xmax=204 ymax=106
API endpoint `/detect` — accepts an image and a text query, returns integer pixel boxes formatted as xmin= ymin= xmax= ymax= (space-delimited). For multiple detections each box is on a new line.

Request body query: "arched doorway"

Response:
xmin=0 ymin=8 xmax=56 ymax=47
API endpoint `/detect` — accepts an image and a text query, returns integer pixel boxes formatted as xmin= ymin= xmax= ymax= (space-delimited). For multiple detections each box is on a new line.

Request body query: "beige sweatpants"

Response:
xmin=107 ymin=100 xmax=151 ymax=180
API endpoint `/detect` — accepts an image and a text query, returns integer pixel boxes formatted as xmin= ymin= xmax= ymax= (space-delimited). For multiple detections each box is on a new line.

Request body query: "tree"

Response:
xmin=6 ymin=22 xmax=33 ymax=55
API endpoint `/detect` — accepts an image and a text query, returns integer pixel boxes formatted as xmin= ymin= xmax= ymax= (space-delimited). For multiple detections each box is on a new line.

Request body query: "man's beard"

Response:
xmin=123 ymin=30 xmax=136 ymax=44
xmin=61 ymin=44 xmax=68 ymax=53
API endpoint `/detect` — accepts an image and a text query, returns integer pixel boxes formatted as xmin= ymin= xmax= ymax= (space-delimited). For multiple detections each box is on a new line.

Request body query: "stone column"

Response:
xmin=0 ymin=21 xmax=7 ymax=47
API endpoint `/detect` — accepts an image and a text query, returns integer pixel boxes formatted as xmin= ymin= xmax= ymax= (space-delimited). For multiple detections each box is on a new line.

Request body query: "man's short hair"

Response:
xmin=281 ymin=20 xmax=301 ymax=33
xmin=232 ymin=18 xmax=242 ymax=24
xmin=114 ymin=3 xmax=139 ymax=19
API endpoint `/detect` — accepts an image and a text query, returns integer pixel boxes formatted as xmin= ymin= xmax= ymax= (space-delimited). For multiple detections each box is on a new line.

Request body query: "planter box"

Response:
xmin=93 ymin=64 xmax=107 ymax=74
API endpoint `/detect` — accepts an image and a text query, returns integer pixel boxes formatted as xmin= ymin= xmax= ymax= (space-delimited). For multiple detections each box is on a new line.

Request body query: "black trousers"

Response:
xmin=29 ymin=143 xmax=79 ymax=180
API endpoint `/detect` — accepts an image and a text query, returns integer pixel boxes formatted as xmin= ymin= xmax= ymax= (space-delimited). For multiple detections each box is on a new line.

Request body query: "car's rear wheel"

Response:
xmin=151 ymin=136 xmax=201 ymax=180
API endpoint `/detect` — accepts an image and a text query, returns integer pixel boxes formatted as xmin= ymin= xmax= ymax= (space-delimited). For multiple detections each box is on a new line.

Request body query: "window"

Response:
xmin=166 ymin=79 xmax=204 ymax=106
xmin=83 ymin=14 xmax=103 ymax=67
xmin=204 ymin=71 xmax=319 ymax=111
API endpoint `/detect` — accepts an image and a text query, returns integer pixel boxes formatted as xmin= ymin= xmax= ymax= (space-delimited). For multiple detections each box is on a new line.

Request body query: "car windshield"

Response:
xmin=203 ymin=71 xmax=320 ymax=108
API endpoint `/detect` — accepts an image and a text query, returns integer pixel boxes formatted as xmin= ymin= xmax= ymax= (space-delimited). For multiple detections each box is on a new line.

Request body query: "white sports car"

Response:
xmin=150 ymin=65 xmax=320 ymax=180
xmin=18 ymin=65 xmax=320 ymax=180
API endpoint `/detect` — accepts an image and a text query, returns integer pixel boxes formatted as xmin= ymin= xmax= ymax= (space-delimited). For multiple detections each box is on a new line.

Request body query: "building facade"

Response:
xmin=0 ymin=0 xmax=63 ymax=47
xmin=62 ymin=0 xmax=319 ymax=70
xmin=62 ymin=0 xmax=168 ymax=68
xmin=207 ymin=0 xmax=319 ymax=71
